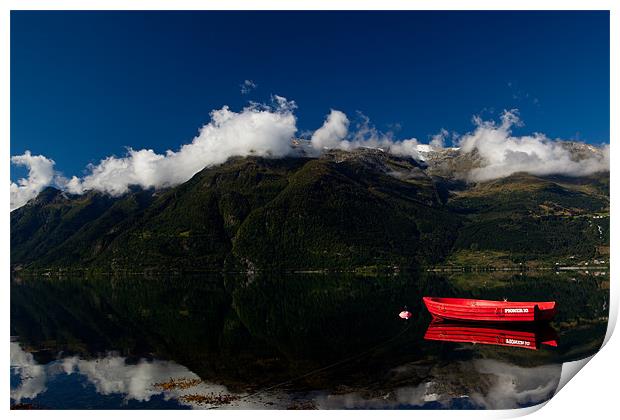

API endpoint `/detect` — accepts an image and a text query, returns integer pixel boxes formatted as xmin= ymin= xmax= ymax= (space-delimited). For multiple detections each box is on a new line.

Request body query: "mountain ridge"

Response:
xmin=11 ymin=148 xmax=609 ymax=272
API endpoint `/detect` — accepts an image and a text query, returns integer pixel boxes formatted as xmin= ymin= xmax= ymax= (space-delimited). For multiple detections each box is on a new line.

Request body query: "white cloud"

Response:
xmin=313 ymin=359 xmax=561 ymax=409
xmin=10 ymin=342 xmax=289 ymax=409
xmin=63 ymin=98 xmax=298 ymax=196
xmin=310 ymin=109 xmax=422 ymax=158
xmin=11 ymin=341 xmax=560 ymax=410
xmin=60 ymin=355 xmax=290 ymax=409
xmin=9 ymin=102 xmax=610 ymax=211
xmin=310 ymin=109 xmax=350 ymax=151
xmin=10 ymin=342 xmax=48 ymax=402
xmin=240 ymin=79 xmax=257 ymax=95
xmin=10 ymin=151 xmax=58 ymax=211
xmin=61 ymin=355 xmax=228 ymax=404
xmin=469 ymin=359 xmax=561 ymax=409
xmin=458 ymin=109 xmax=610 ymax=182
xmin=430 ymin=128 xmax=449 ymax=149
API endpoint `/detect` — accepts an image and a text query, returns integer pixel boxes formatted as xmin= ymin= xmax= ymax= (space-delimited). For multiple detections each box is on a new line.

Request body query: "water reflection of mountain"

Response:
xmin=10 ymin=271 xmax=608 ymax=409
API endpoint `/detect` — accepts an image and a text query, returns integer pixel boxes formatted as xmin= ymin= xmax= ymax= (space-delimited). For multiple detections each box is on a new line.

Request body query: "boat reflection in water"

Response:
xmin=424 ymin=321 xmax=558 ymax=351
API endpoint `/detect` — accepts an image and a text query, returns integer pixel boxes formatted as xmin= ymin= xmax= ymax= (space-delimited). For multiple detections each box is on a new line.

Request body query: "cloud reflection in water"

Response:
xmin=11 ymin=342 xmax=561 ymax=409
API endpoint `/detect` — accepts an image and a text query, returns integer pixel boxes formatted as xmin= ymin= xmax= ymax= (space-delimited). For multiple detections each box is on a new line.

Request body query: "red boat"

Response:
xmin=424 ymin=321 xmax=558 ymax=350
xmin=422 ymin=297 xmax=556 ymax=322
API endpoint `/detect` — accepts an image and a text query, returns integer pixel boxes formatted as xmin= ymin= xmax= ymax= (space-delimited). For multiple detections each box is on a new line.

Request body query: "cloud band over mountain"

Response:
xmin=458 ymin=110 xmax=610 ymax=182
xmin=10 ymin=99 xmax=610 ymax=210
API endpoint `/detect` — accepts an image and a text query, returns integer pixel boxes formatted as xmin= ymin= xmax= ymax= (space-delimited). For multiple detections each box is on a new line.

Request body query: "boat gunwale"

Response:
xmin=423 ymin=297 xmax=556 ymax=310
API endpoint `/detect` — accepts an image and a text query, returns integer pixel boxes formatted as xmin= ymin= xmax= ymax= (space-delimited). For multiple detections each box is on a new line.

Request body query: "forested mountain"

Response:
xmin=11 ymin=148 xmax=609 ymax=272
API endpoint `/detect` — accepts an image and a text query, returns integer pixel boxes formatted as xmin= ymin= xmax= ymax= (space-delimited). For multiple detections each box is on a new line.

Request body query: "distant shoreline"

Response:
xmin=10 ymin=264 xmax=609 ymax=278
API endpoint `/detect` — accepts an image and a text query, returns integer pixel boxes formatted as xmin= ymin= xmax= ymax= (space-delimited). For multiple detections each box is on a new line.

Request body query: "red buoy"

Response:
xmin=399 ymin=310 xmax=413 ymax=320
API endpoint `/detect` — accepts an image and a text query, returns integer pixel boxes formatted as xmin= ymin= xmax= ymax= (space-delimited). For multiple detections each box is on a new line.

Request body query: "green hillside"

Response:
xmin=10 ymin=152 xmax=609 ymax=272
xmin=447 ymin=173 xmax=609 ymax=264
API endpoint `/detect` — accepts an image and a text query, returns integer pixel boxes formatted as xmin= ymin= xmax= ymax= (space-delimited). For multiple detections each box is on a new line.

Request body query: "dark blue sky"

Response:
xmin=11 ymin=11 xmax=609 ymax=178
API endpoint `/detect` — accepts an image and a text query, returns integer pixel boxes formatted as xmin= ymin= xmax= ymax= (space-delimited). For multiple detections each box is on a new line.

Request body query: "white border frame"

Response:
xmin=2 ymin=1 xmax=617 ymax=418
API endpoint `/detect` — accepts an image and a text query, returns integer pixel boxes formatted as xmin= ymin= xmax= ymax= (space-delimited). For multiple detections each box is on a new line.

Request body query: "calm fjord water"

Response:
xmin=10 ymin=271 xmax=608 ymax=409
